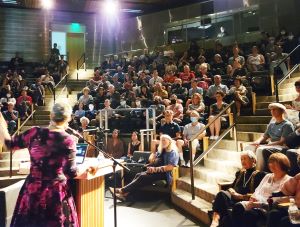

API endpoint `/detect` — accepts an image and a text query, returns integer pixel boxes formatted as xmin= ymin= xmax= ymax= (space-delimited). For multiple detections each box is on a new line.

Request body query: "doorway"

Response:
xmin=66 ymin=33 xmax=85 ymax=70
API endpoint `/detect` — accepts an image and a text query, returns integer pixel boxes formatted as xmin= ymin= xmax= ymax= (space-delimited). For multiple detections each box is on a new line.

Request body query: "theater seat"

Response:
xmin=0 ymin=180 xmax=24 ymax=227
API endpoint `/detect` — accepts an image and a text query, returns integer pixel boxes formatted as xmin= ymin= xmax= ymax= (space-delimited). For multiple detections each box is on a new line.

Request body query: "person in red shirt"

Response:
xmin=179 ymin=65 xmax=195 ymax=89
xmin=16 ymin=89 xmax=32 ymax=120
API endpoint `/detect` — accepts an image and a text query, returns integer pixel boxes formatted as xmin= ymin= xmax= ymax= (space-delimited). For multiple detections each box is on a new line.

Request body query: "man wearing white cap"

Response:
xmin=243 ymin=102 xmax=294 ymax=171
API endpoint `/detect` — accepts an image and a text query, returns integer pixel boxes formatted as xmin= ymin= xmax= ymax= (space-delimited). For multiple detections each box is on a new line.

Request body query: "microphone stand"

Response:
xmin=67 ymin=127 xmax=129 ymax=227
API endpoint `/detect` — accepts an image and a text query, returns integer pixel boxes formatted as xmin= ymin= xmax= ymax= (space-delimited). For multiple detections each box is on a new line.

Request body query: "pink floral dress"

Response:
xmin=5 ymin=127 xmax=79 ymax=227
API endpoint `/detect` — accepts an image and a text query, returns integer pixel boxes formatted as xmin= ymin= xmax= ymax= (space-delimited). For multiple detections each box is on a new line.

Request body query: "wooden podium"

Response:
xmin=75 ymin=158 xmax=124 ymax=227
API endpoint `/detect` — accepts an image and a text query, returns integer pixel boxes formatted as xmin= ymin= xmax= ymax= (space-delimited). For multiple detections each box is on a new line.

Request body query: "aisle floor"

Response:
xmin=104 ymin=190 xmax=208 ymax=227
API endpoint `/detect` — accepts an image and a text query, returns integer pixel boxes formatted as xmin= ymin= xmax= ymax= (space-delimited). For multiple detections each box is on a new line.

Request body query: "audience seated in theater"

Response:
xmin=163 ymin=70 xmax=177 ymax=87
xmin=232 ymin=153 xmax=291 ymax=227
xmin=74 ymin=102 xmax=86 ymax=120
xmin=109 ymin=134 xmax=178 ymax=201
xmin=228 ymin=78 xmax=249 ymax=116
xmin=165 ymin=61 xmax=177 ymax=75
xmin=85 ymin=104 xmax=97 ymax=121
xmin=111 ymin=74 xmax=123 ymax=92
xmin=2 ymin=102 xmax=19 ymax=135
xmin=166 ymin=95 xmax=183 ymax=124
xmin=153 ymin=82 xmax=168 ymax=99
xmin=114 ymin=66 xmax=125 ymax=83
xmin=269 ymin=45 xmax=288 ymax=76
xmin=211 ymin=54 xmax=227 ymax=75
xmin=194 ymin=63 xmax=212 ymax=88
xmin=127 ymin=131 xmax=142 ymax=157
xmin=107 ymin=84 xmax=120 ymax=108
xmin=179 ymin=65 xmax=195 ymax=89
xmin=244 ymin=103 xmax=294 ymax=171
xmin=149 ymin=96 xmax=166 ymax=122
xmin=105 ymin=129 xmax=125 ymax=159
xmin=137 ymin=84 xmax=152 ymax=106
xmin=170 ymin=78 xmax=188 ymax=101
xmin=205 ymin=75 xmax=229 ymax=106
xmin=186 ymin=93 xmax=205 ymax=117
xmin=188 ymin=79 xmax=204 ymax=98
xmin=177 ymin=110 xmax=206 ymax=167
xmin=16 ymin=89 xmax=32 ymax=120
xmin=78 ymin=87 xmax=93 ymax=108
xmin=277 ymin=125 xmax=300 ymax=176
xmin=149 ymin=69 xmax=164 ymax=87
xmin=40 ymin=70 xmax=55 ymax=94
xmin=286 ymin=80 xmax=300 ymax=121
xmin=94 ymin=87 xmax=106 ymax=110
xmin=247 ymin=46 xmax=266 ymax=72
xmin=267 ymin=155 xmax=300 ymax=227
xmin=208 ymin=91 xmax=230 ymax=140
xmin=29 ymin=78 xmax=45 ymax=106
xmin=210 ymin=151 xmax=265 ymax=227
xmin=159 ymin=110 xmax=181 ymax=140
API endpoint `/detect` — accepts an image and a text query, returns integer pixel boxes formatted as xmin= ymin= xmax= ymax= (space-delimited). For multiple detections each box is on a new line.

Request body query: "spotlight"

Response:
xmin=103 ymin=0 xmax=120 ymax=16
xmin=41 ymin=0 xmax=54 ymax=10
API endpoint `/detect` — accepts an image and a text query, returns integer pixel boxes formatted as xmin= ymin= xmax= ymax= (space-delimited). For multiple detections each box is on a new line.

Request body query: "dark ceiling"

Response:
xmin=0 ymin=0 xmax=209 ymax=17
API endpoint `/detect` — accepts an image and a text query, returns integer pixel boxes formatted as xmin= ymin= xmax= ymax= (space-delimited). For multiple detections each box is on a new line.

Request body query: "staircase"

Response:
xmin=171 ymin=70 xmax=300 ymax=225
xmin=0 ymin=70 xmax=93 ymax=187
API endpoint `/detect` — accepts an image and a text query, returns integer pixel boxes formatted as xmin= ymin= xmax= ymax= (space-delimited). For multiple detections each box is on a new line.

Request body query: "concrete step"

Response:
xmin=193 ymin=166 xmax=235 ymax=184
xmin=215 ymin=139 xmax=244 ymax=151
xmin=256 ymin=102 xmax=271 ymax=109
xmin=280 ymin=81 xmax=299 ymax=89
xmin=176 ymin=176 xmax=219 ymax=203
xmin=290 ymin=71 xmax=300 ymax=78
xmin=235 ymin=131 xmax=263 ymax=142
xmin=204 ymin=157 xmax=241 ymax=174
xmin=207 ymin=148 xmax=241 ymax=162
xmin=282 ymin=77 xmax=300 ymax=84
xmin=256 ymin=94 xmax=297 ymax=102
xmin=0 ymin=176 xmax=26 ymax=188
xmin=35 ymin=110 xmax=51 ymax=115
xmin=26 ymin=119 xmax=50 ymax=126
xmin=171 ymin=189 xmax=212 ymax=225
xmin=236 ymin=124 xmax=268 ymax=132
xmin=254 ymin=108 xmax=271 ymax=116
xmin=21 ymin=125 xmax=48 ymax=132
xmin=237 ymin=116 xmax=271 ymax=124
xmin=33 ymin=115 xmax=50 ymax=120
xmin=278 ymin=87 xmax=297 ymax=96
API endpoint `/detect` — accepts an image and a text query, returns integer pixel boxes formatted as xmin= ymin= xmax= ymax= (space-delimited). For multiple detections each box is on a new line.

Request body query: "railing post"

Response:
xmin=77 ymin=61 xmax=79 ymax=81
xmin=189 ymin=140 xmax=195 ymax=200
xmin=9 ymin=149 xmax=12 ymax=178
xmin=53 ymin=87 xmax=56 ymax=103
xmin=274 ymin=72 xmax=279 ymax=102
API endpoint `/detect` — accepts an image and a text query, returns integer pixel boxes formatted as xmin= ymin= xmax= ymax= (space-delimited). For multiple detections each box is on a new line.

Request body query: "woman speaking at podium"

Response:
xmin=0 ymin=101 xmax=88 ymax=227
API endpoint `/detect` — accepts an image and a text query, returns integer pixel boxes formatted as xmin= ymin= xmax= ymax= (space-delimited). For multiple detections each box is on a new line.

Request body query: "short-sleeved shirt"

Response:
xmin=264 ymin=119 xmax=294 ymax=142
xmin=210 ymin=102 xmax=229 ymax=115
xmin=156 ymin=149 xmax=179 ymax=184
xmin=189 ymin=87 xmax=203 ymax=97
xmin=183 ymin=122 xmax=206 ymax=140
xmin=159 ymin=121 xmax=181 ymax=139
xmin=206 ymin=84 xmax=229 ymax=98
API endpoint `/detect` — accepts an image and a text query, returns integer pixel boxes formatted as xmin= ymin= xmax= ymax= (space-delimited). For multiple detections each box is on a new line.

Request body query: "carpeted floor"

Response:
xmin=104 ymin=190 xmax=208 ymax=227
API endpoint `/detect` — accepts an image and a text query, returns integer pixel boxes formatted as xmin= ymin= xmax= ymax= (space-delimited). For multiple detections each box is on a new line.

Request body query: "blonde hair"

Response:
xmin=157 ymin=134 xmax=178 ymax=153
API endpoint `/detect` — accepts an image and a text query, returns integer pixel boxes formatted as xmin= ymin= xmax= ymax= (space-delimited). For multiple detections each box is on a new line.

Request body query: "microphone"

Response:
xmin=66 ymin=127 xmax=83 ymax=138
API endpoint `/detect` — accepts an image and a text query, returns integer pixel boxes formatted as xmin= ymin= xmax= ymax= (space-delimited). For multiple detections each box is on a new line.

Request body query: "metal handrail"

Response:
xmin=188 ymin=101 xmax=235 ymax=200
xmin=274 ymin=45 xmax=300 ymax=102
xmin=10 ymin=109 xmax=36 ymax=178
xmin=275 ymin=63 xmax=300 ymax=102
xmin=53 ymin=73 xmax=69 ymax=103
xmin=76 ymin=53 xmax=86 ymax=81
xmin=274 ymin=45 xmax=300 ymax=69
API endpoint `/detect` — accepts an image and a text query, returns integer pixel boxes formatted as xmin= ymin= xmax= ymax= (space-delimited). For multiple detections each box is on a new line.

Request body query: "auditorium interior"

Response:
xmin=0 ymin=0 xmax=300 ymax=227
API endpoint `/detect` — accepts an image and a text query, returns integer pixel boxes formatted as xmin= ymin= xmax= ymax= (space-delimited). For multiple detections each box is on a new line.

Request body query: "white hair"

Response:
xmin=157 ymin=134 xmax=178 ymax=153
xmin=51 ymin=100 xmax=72 ymax=123
xmin=240 ymin=150 xmax=257 ymax=163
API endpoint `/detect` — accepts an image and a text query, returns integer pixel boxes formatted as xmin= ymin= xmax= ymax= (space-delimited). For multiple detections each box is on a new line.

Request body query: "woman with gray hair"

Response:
xmin=0 ymin=101 xmax=90 ymax=227
xmin=210 ymin=151 xmax=265 ymax=227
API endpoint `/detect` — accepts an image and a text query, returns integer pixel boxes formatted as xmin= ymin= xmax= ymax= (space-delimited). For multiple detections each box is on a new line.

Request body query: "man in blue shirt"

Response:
xmin=109 ymin=134 xmax=179 ymax=201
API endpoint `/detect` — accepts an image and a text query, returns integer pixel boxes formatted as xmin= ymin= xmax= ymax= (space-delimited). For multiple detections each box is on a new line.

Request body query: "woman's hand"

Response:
xmin=146 ymin=167 xmax=155 ymax=174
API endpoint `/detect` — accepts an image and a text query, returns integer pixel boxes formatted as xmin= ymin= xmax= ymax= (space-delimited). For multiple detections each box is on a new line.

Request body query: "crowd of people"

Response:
xmin=0 ymin=44 xmax=69 ymax=134
xmin=1 ymin=29 xmax=300 ymax=227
